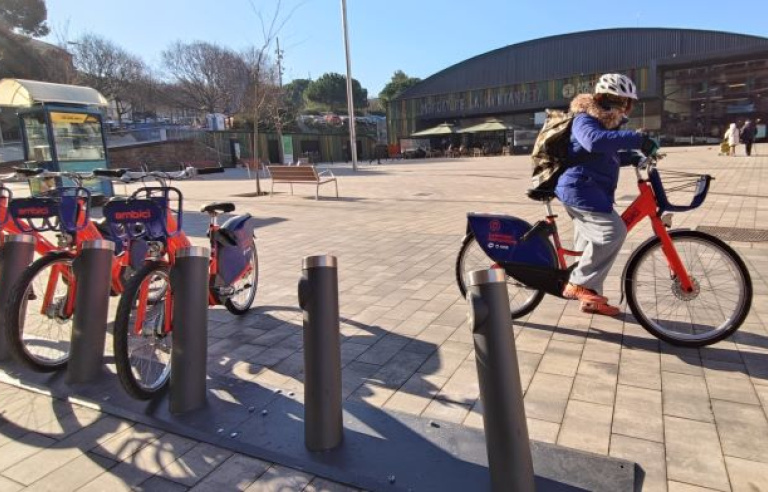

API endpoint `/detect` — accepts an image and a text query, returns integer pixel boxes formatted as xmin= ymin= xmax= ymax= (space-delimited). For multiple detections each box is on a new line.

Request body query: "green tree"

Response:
xmin=378 ymin=70 xmax=421 ymax=108
xmin=304 ymin=72 xmax=367 ymax=112
xmin=0 ymin=0 xmax=49 ymax=37
xmin=283 ymin=78 xmax=310 ymax=111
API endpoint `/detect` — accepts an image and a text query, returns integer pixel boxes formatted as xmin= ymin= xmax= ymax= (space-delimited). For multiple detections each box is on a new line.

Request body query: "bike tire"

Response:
xmin=624 ymin=230 xmax=752 ymax=347
xmin=455 ymin=232 xmax=546 ymax=319
xmin=224 ymin=238 xmax=258 ymax=315
xmin=5 ymin=251 xmax=75 ymax=372
xmin=113 ymin=260 xmax=172 ymax=400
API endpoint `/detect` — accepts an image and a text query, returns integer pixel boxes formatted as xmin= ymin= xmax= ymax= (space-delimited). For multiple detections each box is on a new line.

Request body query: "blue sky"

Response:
xmin=45 ymin=0 xmax=768 ymax=97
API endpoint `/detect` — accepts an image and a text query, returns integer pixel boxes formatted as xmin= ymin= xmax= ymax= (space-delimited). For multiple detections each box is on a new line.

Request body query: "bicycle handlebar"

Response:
xmin=196 ymin=167 xmax=225 ymax=175
xmin=92 ymin=166 xmax=224 ymax=183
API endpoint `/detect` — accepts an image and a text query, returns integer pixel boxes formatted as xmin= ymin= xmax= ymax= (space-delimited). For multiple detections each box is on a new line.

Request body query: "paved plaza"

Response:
xmin=1 ymin=145 xmax=768 ymax=491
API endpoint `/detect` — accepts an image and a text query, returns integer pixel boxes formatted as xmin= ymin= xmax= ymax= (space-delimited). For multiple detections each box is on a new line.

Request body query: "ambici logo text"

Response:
xmin=16 ymin=207 xmax=50 ymax=217
xmin=114 ymin=210 xmax=152 ymax=221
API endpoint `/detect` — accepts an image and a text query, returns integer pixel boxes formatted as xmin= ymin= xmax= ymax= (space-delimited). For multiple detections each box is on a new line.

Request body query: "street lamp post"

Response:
xmin=340 ymin=0 xmax=358 ymax=171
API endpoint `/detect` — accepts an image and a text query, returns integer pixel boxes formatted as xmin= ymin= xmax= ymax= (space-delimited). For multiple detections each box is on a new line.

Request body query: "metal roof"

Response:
xmin=397 ymin=28 xmax=768 ymax=100
xmin=0 ymin=78 xmax=109 ymax=107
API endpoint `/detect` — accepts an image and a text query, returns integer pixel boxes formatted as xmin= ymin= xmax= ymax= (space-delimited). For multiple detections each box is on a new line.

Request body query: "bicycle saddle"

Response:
xmin=200 ymin=202 xmax=235 ymax=214
xmin=526 ymin=188 xmax=557 ymax=202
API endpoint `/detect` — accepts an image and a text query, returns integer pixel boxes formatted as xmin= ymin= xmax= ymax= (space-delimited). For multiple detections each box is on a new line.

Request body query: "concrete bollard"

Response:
xmin=299 ymin=255 xmax=343 ymax=451
xmin=467 ymin=268 xmax=535 ymax=492
xmin=0 ymin=234 xmax=36 ymax=361
xmin=169 ymin=246 xmax=210 ymax=414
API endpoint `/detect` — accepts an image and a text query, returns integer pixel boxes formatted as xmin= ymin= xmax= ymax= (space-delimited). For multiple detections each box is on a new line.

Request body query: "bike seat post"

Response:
xmin=544 ymin=199 xmax=555 ymax=218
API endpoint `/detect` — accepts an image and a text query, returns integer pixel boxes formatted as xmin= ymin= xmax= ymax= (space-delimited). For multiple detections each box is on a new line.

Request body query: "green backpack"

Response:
xmin=528 ymin=109 xmax=574 ymax=200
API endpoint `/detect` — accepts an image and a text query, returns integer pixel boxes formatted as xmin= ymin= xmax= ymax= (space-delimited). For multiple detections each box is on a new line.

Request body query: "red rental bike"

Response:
xmin=98 ymin=167 xmax=259 ymax=400
xmin=456 ymin=155 xmax=752 ymax=347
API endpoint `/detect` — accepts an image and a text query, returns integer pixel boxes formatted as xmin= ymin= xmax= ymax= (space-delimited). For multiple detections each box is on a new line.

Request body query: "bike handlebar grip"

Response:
xmin=0 ymin=235 xmax=36 ymax=361
xmin=301 ymin=255 xmax=343 ymax=452
xmin=467 ymin=269 xmax=535 ymax=492
xmin=67 ymin=240 xmax=115 ymax=384
xmin=196 ymin=167 xmax=225 ymax=175
xmin=13 ymin=167 xmax=44 ymax=177
xmin=169 ymin=246 xmax=210 ymax=414
xmin=93 ymin=168 xmax=127 ymax=178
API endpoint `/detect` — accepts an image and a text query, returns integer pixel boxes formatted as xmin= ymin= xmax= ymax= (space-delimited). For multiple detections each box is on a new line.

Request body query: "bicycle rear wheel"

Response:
xmin=5 ymin=252 xmax=75 ymax=371
xmin=624 ymin=230 xmax=752 ymax=347
xmin=113 ymin=260 xmax=172 ymax=399
xmin=223 ymin=238 xmax=258 ymax=315
xmin=456 ymin=232 xmax=546 ymax=318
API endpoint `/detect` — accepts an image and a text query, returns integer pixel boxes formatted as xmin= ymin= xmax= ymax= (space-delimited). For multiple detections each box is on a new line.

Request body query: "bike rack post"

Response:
xmin=169 ymin=246 xmax=210 ymax=414
xmin=67 ymin=240 xmax=115 ymax=384
xmin=299 ymin=254 xmax=343 ymax=451
xmin=467 ymin=268 xmax=535 ymax=492
xmin=0 ymin=234 xmax=36 ymax=361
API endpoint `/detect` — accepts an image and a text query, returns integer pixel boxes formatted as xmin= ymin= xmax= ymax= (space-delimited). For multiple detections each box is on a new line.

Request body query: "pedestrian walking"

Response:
xmin=724 ymin=123 xmax=740 ymax=156
xmin=741 ymin=120 xmax=756 ymax=156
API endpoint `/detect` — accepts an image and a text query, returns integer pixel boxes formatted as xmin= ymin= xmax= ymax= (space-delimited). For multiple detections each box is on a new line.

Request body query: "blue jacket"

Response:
xmin=555 ymin=111 xmax=644 ymax=213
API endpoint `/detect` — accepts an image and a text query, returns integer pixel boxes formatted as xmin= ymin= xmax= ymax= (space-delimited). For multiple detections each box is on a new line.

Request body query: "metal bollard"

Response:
xmin=67 ymin=240 xmax=115 ymax=383
xmin=467 ymin=268 xmax=535 ymax=492
xmin=169 ymin=246 xmax=210 ymax=414
xmin=299 ymin=255 xmax=343 ymax=451
xmin=0 ymin=234 xmax=36 ymax=361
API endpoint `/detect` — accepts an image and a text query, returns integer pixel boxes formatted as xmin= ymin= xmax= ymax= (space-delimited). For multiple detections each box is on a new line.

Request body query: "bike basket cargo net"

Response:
xmin=8 ymin=187 xmax=91 ymax=234
xmin=103 ymin=198 xmax=165 ymax=240
xmin=648 ymin=168 xmax=711 ymax=213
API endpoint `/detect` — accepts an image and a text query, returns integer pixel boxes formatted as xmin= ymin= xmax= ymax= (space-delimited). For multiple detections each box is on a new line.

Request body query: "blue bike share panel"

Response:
xmin=467 ymin=213 xmax=554 ymax=267
xmin=216 ymin=214 xmax=256 ymax=286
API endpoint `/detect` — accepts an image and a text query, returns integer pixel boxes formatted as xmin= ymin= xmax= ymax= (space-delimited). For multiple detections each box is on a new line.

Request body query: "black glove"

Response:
xmin=640 ymin=134 xmax=660 ymax=156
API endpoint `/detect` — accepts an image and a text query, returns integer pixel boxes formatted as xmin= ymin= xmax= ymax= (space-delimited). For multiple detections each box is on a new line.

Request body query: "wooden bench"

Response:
xmin=267 ymin=165 xmax=338 ymax=200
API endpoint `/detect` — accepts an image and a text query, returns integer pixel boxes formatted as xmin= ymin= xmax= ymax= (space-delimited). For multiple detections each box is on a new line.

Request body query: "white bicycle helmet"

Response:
xmin=594 ymin=73 xmax=638 ymax=100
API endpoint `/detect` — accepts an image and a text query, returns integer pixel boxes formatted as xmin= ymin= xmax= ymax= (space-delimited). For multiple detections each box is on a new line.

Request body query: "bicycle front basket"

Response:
xmin=648 ymin=168 xmax=712 ymax=213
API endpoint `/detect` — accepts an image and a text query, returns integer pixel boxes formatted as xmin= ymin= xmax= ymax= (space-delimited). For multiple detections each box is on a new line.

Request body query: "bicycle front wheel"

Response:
xmin=625 ymin=230 xmax=752 ymax=347
xmin=5 ymin=252 xmax=75 ymax=371
xmin=456 ymin=232 xmax=546 ymax=318
xmin=113 ymin=261 xmax=172 ymax=400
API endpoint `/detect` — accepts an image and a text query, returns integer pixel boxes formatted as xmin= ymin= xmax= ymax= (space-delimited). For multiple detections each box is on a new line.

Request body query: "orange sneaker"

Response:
xmin=580 ymin=299 xmax=621 ymax=317
xmin=562 ymin=283 xmax=607 ymax=303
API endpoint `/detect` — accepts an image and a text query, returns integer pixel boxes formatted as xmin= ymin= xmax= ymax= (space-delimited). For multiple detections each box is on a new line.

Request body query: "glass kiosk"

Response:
xmin=0 ymin=79 xmax=114 ymax=198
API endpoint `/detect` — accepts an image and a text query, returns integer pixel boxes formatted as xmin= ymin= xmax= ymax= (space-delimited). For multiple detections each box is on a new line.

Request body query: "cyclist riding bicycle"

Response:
xmin=557 ymin=73 xmax=659 ymax=316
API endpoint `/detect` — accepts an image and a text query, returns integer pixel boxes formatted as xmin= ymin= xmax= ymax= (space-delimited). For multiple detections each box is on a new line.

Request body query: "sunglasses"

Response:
xmin=600 ymin=95 xmax=634 ymax=111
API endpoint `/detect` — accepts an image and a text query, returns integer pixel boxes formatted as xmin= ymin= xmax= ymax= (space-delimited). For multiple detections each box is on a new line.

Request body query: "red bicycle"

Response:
xmin=99 ymin=167 xmax=258 ymax=400
xmin=456 ymin=155 xmax=752 ymax=347
xmin=4 ymin=170 xmax=132 ymax=371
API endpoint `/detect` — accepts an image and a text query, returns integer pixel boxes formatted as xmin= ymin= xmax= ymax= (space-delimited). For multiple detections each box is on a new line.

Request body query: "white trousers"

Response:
xmin=565 ymin=205 xmax=627 ymax=295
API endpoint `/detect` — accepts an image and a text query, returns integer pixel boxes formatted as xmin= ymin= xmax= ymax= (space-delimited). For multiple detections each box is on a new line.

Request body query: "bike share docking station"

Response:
xmin=0 ymin=234 xmax=37 ymax=361
xmin=0 ymin=253 xmax=637 ymax=491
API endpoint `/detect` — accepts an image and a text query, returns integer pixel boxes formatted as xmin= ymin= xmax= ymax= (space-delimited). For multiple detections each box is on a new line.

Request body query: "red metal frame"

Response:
xmin=131 ymin=208 xmax=257 ymax=337
xmin=549 ymin=178 xmax=695 ymax=292
xmin=33 ymin=197 xmax=133 ymax=320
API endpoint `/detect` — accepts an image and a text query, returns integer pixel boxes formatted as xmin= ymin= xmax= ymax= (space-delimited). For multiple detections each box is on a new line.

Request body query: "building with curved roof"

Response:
xmin=388 ymin=28 xmax=768 ymax=147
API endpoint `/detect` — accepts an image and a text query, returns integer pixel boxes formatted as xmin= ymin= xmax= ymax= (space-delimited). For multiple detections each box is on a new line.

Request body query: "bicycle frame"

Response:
xmin=466 ymin=159 xmax=699 ymax=298
xmin=129 ymin=195 xmax=255 ymax=337
xmin=23 ymin=196 xmax=129 ymax=321
xmin=544 ymin=171 xmax=695 ymax=293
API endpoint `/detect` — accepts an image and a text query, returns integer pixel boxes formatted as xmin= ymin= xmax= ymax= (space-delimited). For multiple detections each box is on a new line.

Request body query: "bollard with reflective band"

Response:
xmin=468 ymin=268 xmax=535 ymax=492
xmin=169 ymin=246 xmax=210 ymax=414
xmin=67 ymin=240 xmax=115 ymax=383
xmin=299 ymin=254 xmax=343 ymax=451
xmin=0 ymin=235 xmax=36 ymax=361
